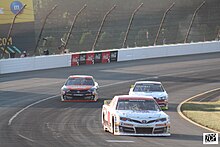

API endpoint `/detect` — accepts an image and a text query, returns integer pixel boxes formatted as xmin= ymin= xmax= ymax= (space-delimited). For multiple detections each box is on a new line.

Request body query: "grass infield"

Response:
xmin=181 ymin=100 xmax=220 ymax=132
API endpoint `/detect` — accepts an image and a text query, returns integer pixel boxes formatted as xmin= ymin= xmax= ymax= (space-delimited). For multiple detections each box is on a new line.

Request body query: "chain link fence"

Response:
xmin=0 ymin=0 xmax=220 ymax=58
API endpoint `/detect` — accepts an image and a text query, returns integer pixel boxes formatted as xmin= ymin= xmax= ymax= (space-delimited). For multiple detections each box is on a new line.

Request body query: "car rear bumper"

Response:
xmin=156 ymin=100 xmax=168 ymax=109
xmin=62 ymin=99 xmax=97 ymax=102
xmin=61 ymin=94 xmax=97 ymax=101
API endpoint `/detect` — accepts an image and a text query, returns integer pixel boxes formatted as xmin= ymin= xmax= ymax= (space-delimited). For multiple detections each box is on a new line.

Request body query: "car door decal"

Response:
xmin=108 ymin=111 xmax=111 ymax=126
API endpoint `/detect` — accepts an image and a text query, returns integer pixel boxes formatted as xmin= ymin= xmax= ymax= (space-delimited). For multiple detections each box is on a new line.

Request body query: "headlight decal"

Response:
xmin=156 ymin=118 xmax=167 ymax=122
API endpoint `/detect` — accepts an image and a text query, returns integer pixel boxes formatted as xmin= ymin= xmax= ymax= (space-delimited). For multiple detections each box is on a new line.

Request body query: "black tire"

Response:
xmin=103 ymin=114 xmax=108 ymax=132
xmin=112 ymin=117 xmax=114 ymax=134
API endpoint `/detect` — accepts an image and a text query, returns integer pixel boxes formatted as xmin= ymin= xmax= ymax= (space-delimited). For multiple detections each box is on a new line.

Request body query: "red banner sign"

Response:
xmin=71 ymin=54 xmax=80 ymax=66
xmin=86 ymin=52 xmax=95 ymax=65
xmin=102 ymin=51 xmax=110 ymax=63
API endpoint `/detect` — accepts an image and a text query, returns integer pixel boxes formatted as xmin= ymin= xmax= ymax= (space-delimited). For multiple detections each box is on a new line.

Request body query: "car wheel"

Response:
xmin=93 ymin=95 xmax=98 ymax=102
xmin=161 ymin=104 xmax=168 ymax=110
xmin=165 ymin=104 xmax=169 ymax=110
xmin=61 ymin=95 xmax=65 ymax=101
xmin=112 ymin=117 xmax=115 ymax=135
xmin=103 ymin=114 xmax=108 ymax=132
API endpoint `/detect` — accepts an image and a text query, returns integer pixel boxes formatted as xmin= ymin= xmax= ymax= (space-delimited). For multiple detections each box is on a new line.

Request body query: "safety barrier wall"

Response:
xmin=117 ymin=41 xmax=220 ymax=61
xmin=0 ymin=41 xmax=220 ymax=74
xmin=0 ymin=54 xmax=71 ymax=74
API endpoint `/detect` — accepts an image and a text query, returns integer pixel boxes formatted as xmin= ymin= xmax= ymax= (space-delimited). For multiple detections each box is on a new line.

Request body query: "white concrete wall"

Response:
xmin=0 ymin=54 xmax=71 ymax=74
xmin=117 ymin=41 xmax=220 ymax=61
xmin=0 ymin=41 xmax=220 ymax=74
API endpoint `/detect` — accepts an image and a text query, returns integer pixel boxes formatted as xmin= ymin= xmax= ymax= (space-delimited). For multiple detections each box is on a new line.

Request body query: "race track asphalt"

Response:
xmin=0 ymin=53 xmax=220 ymax=147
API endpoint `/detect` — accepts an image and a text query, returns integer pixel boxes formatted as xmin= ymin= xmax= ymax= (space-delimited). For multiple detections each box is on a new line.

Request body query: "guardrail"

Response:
xmin=118 ymin=41 xmax=220 ymax=61
xmin=0 ymin=54 xmax=71 ymax=74
xmin=0 ymin=41 xmax=220 ymax=74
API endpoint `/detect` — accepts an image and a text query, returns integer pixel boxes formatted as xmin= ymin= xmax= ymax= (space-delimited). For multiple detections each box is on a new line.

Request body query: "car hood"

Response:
xmin=116 ymin=110 xmax=167 ymax=119
xmin=129 ymin=91 xmax=166 ymax=98
xmin=64 ymin=85 xmax=93 ymax=90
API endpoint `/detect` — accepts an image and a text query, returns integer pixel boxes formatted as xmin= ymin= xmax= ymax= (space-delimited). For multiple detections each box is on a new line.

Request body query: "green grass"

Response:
xmin=182 ymin=100 xmax=220 ymax=132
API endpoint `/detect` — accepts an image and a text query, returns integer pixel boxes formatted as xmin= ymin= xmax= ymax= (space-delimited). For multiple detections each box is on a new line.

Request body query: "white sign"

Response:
xmin=203 ymin=133 xmax=218 ymax=144
xmin=0 ymin=8 xmax=4 ymax=14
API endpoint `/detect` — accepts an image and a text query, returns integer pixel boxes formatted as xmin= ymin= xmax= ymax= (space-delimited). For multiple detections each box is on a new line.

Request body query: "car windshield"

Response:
xmin=116 ymin=99 xmax=160 ymax=111
xmin=133 ymin=83 xmax=164 ymax=92
xmin=65 ymin=77 xmax=94 ymax=86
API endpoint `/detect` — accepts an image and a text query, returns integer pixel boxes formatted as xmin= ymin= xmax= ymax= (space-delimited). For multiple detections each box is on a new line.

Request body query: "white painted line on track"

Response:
xmin=161 ymin=67 xmax=220 ymax=77
xmin=177 ymin=88 xmax=220 ymax=134
xmin=100 ymin=76 xmax=158 ymax=88
xmin=198 ymin=90 xmax=220 ymax=102
xmin=106 ymin=140 xmax=134 ymax=143
xmin=18 ymin=134 xmax=35 ymax=142
xmin=8 ymin=95 xmax=59 ymax=126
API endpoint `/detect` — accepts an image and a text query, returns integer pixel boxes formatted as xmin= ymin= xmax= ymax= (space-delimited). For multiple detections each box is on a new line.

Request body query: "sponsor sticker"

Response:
xmin=203 ymin=133 xmax=218 ymax=144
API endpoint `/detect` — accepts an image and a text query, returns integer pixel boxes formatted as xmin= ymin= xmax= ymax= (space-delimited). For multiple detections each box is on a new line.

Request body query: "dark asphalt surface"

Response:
xmin=190 ymin=89 xmax=220 ymax=102
xmin=0 ymin=53 xmax=220 ymax=147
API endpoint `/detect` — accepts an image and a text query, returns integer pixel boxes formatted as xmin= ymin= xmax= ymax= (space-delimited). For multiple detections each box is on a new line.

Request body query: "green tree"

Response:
xmin=78 ymin=31 xmax=93 ymax=51
xmin=79 ymin=31 xmax=92 ymax=45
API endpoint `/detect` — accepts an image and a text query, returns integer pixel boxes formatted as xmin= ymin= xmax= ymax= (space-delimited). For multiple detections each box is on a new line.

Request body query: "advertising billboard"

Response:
xmin=101 ymin=51 xmax=110 ymax=63
xmin=0 ymin=0 xmax=35 ymax=25
xmin=0 ymin=0 xmax=35 ymax=58
xmin=86 ymin=52 xmax=95 ymax=65
xmin=71 ymin=53 xmax=80 ymax=66
xmin=71 ymin=50 xmax=118 ymax=66
xmin=79 ymin=54 xmax=86 ymax=65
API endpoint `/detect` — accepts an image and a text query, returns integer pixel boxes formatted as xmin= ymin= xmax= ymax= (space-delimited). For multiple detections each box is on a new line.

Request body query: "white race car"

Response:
xmin=102 ymin=95 xmax=170 ymax=136
xmin=129 ymin=81 xmax=168 ymax=110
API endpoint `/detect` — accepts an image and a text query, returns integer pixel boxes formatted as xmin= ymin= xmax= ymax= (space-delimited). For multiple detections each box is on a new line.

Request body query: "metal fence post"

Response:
xmin=63 ymin=4 xmax=87 ymax=50
xmin=184 ymin=1 xmax=206 ymax=43
xmin=34 ymin=5 xmax=58 ymax=56
xmin=122 ymin=3 xmax=143 ymax=48
xmin=92 ymin=5 xmax=116 ymax=51
xmin=154 ymin=3 xmax=175 ymax=46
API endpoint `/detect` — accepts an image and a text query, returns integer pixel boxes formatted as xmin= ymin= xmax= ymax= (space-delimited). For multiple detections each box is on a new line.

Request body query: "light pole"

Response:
xmin=63 ymin=4 xmax=87 ymax=50
xmin=92 ymin=5 xmax=116 ymax=51
xmin=122 ymin=3 xmax=143 ymax=48
xmin=154 ymin=3 xmax=175 ymax=46
xmin=184 ymin=1 xmax=206 ymax=43
xmin=34 ymin=5 xmax=58 ymax=55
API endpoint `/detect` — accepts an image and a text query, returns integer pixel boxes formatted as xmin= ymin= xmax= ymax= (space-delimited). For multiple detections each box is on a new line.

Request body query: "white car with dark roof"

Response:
xmin=102 ymin=95 xmax=170 ymax=136
xmin=129 ymin=81 xmax=168 ymax=110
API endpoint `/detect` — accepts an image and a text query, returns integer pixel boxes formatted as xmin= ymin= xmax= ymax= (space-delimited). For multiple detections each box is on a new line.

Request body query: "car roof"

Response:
xmin=69 ymin=75 xmax=93 ymax=78
xmin=116 ymin=95 xmax=154 ymax=101
xmin=135 ymin=81 xmax=162 ymax=84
